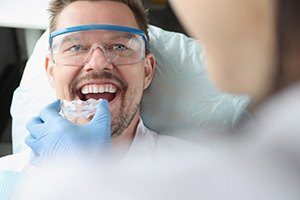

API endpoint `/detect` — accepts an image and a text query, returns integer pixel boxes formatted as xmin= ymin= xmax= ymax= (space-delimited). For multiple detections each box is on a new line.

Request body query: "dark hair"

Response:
xmin=273 ymin=0 xmax=300 ymax=93
xmin=48 ymin=0 xmax=150 ymax=52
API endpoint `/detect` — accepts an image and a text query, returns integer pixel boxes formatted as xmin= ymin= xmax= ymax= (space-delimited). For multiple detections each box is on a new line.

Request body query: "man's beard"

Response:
xmin=110 ymin=93 xmax=141 ymax=137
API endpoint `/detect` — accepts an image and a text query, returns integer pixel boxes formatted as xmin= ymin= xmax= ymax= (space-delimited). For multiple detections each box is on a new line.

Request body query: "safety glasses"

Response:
xmin=49 ymin=24 xmax=147 ymax=67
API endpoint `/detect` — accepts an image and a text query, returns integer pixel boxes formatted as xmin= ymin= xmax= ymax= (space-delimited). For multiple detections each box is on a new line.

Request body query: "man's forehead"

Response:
xmin=55 ymin=1 xmax=140 ymax=31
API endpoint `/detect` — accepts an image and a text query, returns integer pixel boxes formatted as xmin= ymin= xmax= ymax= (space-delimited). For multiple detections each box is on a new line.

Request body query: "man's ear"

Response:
xmin=143 ymin=53 xmax=156 ymax=89
xmin=45 ymin=54 xmax=55 ymax=88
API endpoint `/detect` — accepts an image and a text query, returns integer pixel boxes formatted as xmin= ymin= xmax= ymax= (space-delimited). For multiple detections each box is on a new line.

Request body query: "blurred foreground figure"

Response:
xmin=167 ymin=0 xmax=300 ymax=199
xmin=15 ymin=147 xmax=300 ymax=200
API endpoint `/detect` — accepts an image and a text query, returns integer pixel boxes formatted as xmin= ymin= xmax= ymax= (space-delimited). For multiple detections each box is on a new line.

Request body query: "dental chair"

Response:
xmin=10 ymin=25 xmax=250 ymax=153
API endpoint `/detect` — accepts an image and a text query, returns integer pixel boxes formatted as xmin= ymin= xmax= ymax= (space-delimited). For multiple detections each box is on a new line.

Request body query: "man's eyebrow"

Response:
xmin=58 ymin=34 xmax=81 ymax=45
xmin=108 ymin=32 xmax=135 ymax=40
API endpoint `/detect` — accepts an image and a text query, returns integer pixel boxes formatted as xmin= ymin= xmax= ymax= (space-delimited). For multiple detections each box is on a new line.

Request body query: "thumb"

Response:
xmin=90 ymin=99 xmax=111 ymax=127
xmin=89 ymin=99 xmax=111 ymax=146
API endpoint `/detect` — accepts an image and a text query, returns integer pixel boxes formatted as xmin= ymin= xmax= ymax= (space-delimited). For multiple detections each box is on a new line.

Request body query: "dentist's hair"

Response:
xmin=273 ymin=0 xmax=300 ymax=94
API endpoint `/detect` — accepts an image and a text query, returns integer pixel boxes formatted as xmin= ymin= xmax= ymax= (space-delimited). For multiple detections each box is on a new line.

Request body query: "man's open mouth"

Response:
xmin=77 ymin=83 xmax=118 ymax=102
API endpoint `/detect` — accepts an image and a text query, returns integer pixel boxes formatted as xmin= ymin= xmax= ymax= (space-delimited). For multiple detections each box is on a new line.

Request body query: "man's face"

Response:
xmin=46 ymin=1 xmax=155 ymax=136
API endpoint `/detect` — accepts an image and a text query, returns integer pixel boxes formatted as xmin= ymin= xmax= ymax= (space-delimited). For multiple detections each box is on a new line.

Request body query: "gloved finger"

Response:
xmin=25 ymin=133 xmax=44 ymax=159
xmin=91 ymin=99 xmax=111 ymax=145
xmin=90 ymin=99 xmax=111 ymax=126
xmin=26 ymin=116 xmax=44 ymax=138
xmin=25 ymin=134 xmax=38 ymax=149
xmin=39 ymin=100 xmax=62 ymax=121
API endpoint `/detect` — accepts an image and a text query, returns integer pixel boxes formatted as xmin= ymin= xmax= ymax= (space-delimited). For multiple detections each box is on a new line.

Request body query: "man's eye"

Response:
xmin=69 ymin=45 xmax=84 ymax=52
xmin=112 ymin=44 xmax=127 ymax=51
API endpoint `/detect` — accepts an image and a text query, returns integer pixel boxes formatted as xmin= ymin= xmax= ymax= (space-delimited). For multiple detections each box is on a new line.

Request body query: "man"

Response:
xmin=0 ymin=0 xmax=192 ymax=171
xmin=27 ymin=0 xmax=156 ymax=164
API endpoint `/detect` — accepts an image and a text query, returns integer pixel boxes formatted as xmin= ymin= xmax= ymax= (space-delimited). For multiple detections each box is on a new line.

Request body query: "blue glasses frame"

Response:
xmin=49 ymin=24 xmax=148 ymax=49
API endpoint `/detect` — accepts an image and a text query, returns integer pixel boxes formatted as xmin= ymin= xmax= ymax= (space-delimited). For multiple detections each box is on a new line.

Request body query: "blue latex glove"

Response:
xmin=25 ymin=99 xmax=111 ymax=166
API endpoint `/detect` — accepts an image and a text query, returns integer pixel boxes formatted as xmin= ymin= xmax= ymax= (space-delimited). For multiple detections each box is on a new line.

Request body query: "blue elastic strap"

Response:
xmin=49 ymin=24 xmax=147 ymax=47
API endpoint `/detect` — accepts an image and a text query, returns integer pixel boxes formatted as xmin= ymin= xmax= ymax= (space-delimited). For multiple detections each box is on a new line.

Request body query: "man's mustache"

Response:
xmin=70 ymin=71 xmax=127 ymax=98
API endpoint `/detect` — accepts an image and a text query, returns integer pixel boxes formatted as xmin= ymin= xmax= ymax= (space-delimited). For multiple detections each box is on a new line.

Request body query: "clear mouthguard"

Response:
xmin=60 ymin=99 xmax=100 ymax=123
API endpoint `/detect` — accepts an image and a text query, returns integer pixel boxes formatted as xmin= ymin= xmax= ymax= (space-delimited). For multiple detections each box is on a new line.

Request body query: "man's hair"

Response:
xmin=273 ymin=0 xmax=300 ymax=94
xmin=48 ymin=0 xmax=150 ymax=51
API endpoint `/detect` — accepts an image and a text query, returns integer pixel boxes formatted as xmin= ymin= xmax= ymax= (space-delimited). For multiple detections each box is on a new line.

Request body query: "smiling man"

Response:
xmin=33 ymin=0 xmax=158 ymax=163
xmin=46 ymin=0 xmax=155 ymax=147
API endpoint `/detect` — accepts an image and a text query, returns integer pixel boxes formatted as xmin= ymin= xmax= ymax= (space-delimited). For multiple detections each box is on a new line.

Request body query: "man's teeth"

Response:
xmin=81 ymin=84 xmax=117 ymax=94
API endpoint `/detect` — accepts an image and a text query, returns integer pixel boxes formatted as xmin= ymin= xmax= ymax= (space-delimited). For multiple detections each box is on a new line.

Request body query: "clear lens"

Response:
xmin=51 ymin=30 xmax=145 ymax=67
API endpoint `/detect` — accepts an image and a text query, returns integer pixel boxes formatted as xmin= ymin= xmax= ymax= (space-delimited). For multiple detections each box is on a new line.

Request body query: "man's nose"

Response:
xmin=83 ymin=45 xmax=114 ymax=70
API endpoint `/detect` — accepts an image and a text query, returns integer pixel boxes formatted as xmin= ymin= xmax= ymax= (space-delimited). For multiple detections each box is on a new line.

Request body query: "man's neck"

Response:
xmin=111 ymin=113 xmax=140 ymax=161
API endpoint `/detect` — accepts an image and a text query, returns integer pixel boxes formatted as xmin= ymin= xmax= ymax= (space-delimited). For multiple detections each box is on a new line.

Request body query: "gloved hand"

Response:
xmin=25 ymin=99 xmax=111 ymax=167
